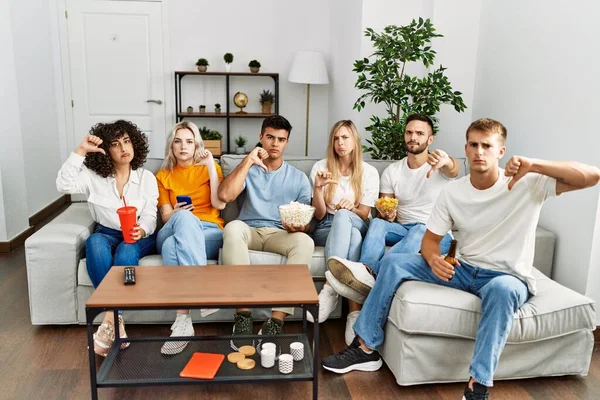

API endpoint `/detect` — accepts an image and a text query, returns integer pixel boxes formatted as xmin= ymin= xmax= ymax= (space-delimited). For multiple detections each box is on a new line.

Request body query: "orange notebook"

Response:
xmin=179 ymin=352 xmax=225 ymax=380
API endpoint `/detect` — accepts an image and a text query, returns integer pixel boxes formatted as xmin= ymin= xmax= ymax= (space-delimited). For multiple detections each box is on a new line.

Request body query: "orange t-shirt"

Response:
xmin=156 ymin=162 xmax=225 ymax=229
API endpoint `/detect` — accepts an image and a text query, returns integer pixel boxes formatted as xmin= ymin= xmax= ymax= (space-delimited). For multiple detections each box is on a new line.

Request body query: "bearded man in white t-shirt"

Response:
xmin=321 ymin=118 xmax=600 ymax=400
xmin=325 ymin=114 xmax=460 ymax=341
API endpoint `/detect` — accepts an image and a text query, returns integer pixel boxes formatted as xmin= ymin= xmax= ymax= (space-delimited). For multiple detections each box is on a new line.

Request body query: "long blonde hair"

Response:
xmin=161 ymin=121 xmax=205 ymax=170
xmin=325 ymin=120 xmax=364 ymax=206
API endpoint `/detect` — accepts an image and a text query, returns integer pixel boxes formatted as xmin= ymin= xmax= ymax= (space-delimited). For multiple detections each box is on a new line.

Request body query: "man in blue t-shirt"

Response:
xmin=218 ymin=115 xmax=314 ymax=344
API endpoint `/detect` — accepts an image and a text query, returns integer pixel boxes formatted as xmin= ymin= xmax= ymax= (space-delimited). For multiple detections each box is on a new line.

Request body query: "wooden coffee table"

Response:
xmin=86 ymin=265 xmax=320 ymax=399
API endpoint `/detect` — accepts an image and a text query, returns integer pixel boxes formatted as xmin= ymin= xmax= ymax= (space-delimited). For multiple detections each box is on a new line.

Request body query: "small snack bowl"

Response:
xmin=374 ymin=197 xmax=398 ymax=214
xmin=279 ymin=202 xmax=315 ymax=227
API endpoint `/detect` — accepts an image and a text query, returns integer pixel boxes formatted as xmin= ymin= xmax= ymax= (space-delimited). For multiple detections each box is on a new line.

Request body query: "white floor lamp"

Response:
xmin=288 ymin=50 xmax=329 ymax=156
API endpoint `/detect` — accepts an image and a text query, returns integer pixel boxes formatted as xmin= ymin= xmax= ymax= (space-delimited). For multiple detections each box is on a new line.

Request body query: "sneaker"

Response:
xmin=462 ymin=382 xmax=489 ymax=400
xmin=161 ymin=314 xmax=194 ymax=355
xmin=307 ymin=284 xmax=339 ymax=323
xmin=325 ymin=271 xmax=366 ymax=304
xmin=321 ymin=337 xmax=383 ymax=374
xmin=345 ymin=311 xmax=360 ymax=346
xmin=230 ymin=312 xmax=254 ymax=351
xmin=258 ymin=318 xmax=283 ymax=336
xmin=327 ymin=256 xmax=375 ymax=296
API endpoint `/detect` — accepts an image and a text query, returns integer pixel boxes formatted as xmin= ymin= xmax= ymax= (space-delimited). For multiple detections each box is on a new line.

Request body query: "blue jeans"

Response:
xmin=353 ymin=254 xmax=529 ymax=387
xmin=156 ymin=210 xmax=223 ymax=265
xmin=312 ymin=209 xmax=369 ymax=261
xmin=359 ymin=219 xmax=452 ymax=274
xmin=86 ymin=224 xmax=157 ymax=288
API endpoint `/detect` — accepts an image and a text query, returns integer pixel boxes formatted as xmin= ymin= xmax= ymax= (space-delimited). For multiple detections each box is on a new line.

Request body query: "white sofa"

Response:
xmin=25 ymin=154 xmax=595 ymax=385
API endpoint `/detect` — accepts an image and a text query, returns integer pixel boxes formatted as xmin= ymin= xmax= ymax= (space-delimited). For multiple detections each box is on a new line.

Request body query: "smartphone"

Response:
xmin=176 ymin=195 xmax=192 ymax=206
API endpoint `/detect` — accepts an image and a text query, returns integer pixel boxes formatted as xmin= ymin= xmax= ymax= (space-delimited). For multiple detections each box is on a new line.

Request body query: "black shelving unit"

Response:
xmin=174 ymin=71 xmax=280 ymax=154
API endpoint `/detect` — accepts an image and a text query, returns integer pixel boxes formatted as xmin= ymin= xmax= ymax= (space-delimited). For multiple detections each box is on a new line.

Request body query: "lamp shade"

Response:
xmin=288 ymin=50 xmax=329 ymax=85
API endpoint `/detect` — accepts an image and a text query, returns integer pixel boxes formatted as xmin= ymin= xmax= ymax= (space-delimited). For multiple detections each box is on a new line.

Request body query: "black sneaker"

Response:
xmin=230 ymin=312 xmax=254 ymax=351
xmin=321 ymin=337 xmax=383 ymax=374
xmin=462 ymin=382 xmax=489 ymax=400
xmin=258 ymin=318 xmax=283 ymax=336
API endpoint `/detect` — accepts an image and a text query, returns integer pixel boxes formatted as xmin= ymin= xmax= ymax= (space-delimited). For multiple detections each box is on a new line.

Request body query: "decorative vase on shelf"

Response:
xmin=225 ymin=64 xmax=232 ymax=72
xmin=261 ymin=102 xmax=273 ymax=114
xmin=186 ymin=106 xmax=193 ymax=113
xmin=199 ymin=106 xmax=206 ymax=114
xmin=235 ymin=147 xmax=245 ymax=155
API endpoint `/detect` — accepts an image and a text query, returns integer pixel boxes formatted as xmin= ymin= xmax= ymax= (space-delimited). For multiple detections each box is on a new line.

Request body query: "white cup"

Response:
xmin=278 ymin=354 xmax=294 ymax=374
xmin=261 ymin=347 xmax=276 ymax=368
xmin=262 ymin=342 xmax=276 ymax=353
xmin=290 ymin=342 xmax=304 ymax=361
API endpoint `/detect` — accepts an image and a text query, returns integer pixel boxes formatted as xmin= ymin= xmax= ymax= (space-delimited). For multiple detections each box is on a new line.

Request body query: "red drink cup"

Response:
xmin=117 ymin=206 xmax=137 ymax=243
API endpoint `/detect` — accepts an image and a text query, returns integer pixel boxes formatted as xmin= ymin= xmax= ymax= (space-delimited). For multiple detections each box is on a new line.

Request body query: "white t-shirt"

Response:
xmin=426 ymin=170 xmax=557 ymax=295
xmin=380 ymin=158 xmax=453 ymax=224
xmin=56 ymin=152 xmax=159 ymax=236
xmin=310 ymin=159 xmax=379 ymax=215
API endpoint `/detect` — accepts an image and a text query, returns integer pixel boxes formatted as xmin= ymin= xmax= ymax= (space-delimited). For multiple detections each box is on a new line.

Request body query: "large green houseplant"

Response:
xmin=353 ymin=18 xmax=467 ymax=160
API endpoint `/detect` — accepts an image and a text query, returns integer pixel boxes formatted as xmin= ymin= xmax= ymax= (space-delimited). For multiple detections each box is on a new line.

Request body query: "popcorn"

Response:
xmin=375 ymin=197 xmax=398 ymax=214
xmin=279 ymin=201 xmax=316 ymax=227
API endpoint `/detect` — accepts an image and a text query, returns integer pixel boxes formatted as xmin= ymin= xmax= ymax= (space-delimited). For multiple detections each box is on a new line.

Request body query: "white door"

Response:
xmin=66 ymin=0 xmax=166 ymax=158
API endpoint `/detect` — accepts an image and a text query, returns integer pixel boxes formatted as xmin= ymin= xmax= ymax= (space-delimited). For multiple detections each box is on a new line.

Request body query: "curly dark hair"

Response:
xmin=84 ymin=120 xmax=149 ymax=178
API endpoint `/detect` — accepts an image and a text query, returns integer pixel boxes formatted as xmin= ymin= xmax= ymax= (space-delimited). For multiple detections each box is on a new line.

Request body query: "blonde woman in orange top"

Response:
xmin=155 ymin=121 xmax=226 ymax=355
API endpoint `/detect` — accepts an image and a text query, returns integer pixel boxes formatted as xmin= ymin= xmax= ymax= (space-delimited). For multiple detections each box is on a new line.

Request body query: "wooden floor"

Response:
xmin=1 ymin=246 xmax=598 ymax=400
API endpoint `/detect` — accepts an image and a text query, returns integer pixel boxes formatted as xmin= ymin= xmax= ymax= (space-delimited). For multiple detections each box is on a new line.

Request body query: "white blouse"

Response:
xmin=56 ymin=152 xmax=159 ymax=236
xmin=310 ymin=159 xmax=379 ymax=215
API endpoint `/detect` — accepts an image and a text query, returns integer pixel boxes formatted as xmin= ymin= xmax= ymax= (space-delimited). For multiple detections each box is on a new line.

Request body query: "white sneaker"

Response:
xmin=326 ymin=271 xmax=366 ymax=304
xmin=161 ymin=314 xmax=194 ymax=355
xmin=327 ymin=256 xmax=375 ymax=296
xmin=307 ymin=284 xmax=339 ymax=323
xmin=345 ymin=311 xmax=360 ymax=346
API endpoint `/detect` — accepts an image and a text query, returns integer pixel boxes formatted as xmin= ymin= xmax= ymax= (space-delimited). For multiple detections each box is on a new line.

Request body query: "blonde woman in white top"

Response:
xmin=309 ymin=120 xmax=379 ymax=331
xmin=57 ymin=120 xmax=159 ymax=357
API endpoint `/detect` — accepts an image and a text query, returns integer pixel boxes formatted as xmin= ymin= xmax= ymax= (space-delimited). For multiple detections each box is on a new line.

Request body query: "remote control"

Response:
xmin=124 ymin=267 xmax=136 ymax=285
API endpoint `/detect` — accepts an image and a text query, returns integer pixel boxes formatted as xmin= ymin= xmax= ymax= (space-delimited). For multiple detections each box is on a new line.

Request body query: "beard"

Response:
xmin=406 ymin=141 xmax=428 ymax=155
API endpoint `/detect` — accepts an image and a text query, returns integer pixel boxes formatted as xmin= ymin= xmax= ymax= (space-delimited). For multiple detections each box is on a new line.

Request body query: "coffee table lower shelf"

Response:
xmin=97 ymin=333 xmax=314 ymax=386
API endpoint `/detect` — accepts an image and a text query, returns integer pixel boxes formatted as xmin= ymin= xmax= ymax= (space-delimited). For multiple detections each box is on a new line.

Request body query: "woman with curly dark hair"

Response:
xmin=56 ymin=120 xmax=158 ymax=357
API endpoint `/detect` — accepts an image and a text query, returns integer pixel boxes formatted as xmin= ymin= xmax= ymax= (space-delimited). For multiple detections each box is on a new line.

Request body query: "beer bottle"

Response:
xmin=444 ymin=239 xmax=458 ymax=264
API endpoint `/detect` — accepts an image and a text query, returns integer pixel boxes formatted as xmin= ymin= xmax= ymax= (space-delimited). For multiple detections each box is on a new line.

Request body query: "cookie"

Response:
xmin=238 ymin=345 xmax=256 ymax=357
xmin=227 ymin=352 xmax=246 ymax=363
xmin=237 ymin=358 xmax=256 ymax=370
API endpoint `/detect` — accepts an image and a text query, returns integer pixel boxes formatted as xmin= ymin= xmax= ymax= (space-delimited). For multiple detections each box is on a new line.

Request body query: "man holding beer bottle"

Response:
xmin=321 ymin=118 xmax=600 ymax=400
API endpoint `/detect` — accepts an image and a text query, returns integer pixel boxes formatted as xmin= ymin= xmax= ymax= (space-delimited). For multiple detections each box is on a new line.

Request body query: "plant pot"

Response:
xmin=204 ymin=140 xmax=222 ymax=156
xmin=225 ymin=64 xmax=232 ymax=72
xmin=197 ymin=65 xmax=207 ymax=72
xmin=261 ymin=102 xmax=273 ymax=114
xmin=186 ymin=106 xmax=194 ymax=113
xmin=235 ymin=147 xmax=245 ymax=155
xmin=250 ymin=67 xmax=260 ymax=73
xmin=199 ymin=107 xmax=206 ymax=114
xmin=215 ymin=108 xmax=221 ymax=114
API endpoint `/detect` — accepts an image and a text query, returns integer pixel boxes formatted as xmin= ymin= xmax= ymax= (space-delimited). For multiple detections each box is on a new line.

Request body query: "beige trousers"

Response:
xmin=222 ymin=220 xmax=314 ymax=315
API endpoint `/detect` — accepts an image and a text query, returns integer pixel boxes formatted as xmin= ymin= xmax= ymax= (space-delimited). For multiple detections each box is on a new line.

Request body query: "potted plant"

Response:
xmin=186 ymin=105 xmax=194 ymax=113
xmin=199 ymin=104 xmax=206 ymax=114
xmin=353 ymin=18 xmax=466 ymax=160
xmin=214 ymin=103 xmax=222 ymax=114
xmin=196 ymin=58 xmax=209 ymax=72
xmin=234 ymin=135 xmax=248 ymax=154
xmin=248 ymin=60 xmax=261 ymax=73
xmin=259 ymin=90 xmax=275 ymax=114
xmin=224 ymin=53 xmax=234 ymax=72
xmin=199 ymin=126 xmax=222 ymax=156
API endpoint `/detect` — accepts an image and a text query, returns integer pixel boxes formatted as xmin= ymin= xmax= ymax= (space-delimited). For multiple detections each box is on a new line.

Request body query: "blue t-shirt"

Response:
xmin=238 ymin=162 xmax=311 ymax=229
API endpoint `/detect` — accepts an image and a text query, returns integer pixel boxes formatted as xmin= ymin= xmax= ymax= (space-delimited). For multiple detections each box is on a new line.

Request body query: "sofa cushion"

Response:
xmin=387 ymin=268 xmax=595 ymax=343
xmin=77 ymin=246 xmax=328 ymax=288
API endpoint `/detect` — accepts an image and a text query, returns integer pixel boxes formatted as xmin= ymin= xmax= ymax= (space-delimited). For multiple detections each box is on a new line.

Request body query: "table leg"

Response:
xmin=86 ymin=308 xmax=99 ymax=400
xmin=308 ymin=304 xmax=319 ymax=400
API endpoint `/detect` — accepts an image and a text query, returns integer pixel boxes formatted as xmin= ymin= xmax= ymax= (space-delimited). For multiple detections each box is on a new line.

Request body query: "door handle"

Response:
xmin=146 ymin=99 xmax=163 ymax=105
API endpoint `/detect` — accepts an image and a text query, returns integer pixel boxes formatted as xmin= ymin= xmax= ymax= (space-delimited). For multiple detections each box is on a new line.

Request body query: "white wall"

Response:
xmin=472 ymin=1 xmax=600 ymax=320
xmin=167 ymin=0 xmax=331 ymax=157
xmin=9 ymin=0 xmax=63 ymax=216
xmin=0 ymin=0 xmax=30 ymax=240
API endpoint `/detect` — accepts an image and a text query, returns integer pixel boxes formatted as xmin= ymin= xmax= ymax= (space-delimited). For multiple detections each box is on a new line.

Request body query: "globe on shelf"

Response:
xmin=233 ymin=92 xmax=248 ymax=114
